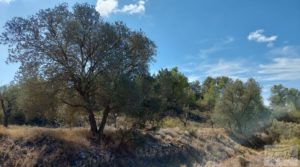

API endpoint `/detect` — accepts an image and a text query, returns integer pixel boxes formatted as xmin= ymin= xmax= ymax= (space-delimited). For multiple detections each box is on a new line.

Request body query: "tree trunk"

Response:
xmin=3 ymin=113 xmax=8 ymax=128
xmin=98 ymin=105 xmax=110 ymax=138
xmin=87 ymin=109 xmax=98 ymax=135
xmin=1 ymin=99 xmax=9 ymax=128
xmin=113 ymin=113 xmax=117 ymax=128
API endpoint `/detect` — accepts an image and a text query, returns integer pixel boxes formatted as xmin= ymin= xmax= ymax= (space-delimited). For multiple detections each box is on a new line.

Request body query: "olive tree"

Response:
xmin=0 ymin=3 xmax=155 ymax=137
xmin=213 ymin=78 xmax=266 ymax=135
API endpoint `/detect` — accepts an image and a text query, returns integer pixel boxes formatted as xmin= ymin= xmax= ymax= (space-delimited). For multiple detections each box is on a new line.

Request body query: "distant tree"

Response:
xmin=286 ymin=88 xmax=300 ymax=110
xmin=270 ymin=85 xmax=300 ymax=122
xmin=198 ymin=77 xmax=217 ymax=112
xmin=269 ymin=84 xmax=289 ymax=108
xmin=215 ymin=76 xmax=232 ymax=94
xmin=155 ymin=68 xmax=195 ymax=125
xmin=195 ymin=76 xmax=233 ymax=127
xmin=189 ymin=80 xmax=201 ymax=100
xmin=213 ymin=78 xmax=265 ymax=135
xmin=17 ymin=77 xmax=58 ymax=125
xmin=198 ymin=76 xmax=232 ymax=112
xmin=133 ymin=75 xmax=161 ymax=128
xmin=0 ymin=3 xmax=155 ymax=138
xmin=0 ymin=85 xmax=18 ymax=127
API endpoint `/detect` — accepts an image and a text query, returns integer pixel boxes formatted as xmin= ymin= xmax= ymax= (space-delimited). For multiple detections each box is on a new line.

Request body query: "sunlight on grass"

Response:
xmin=0 ymin=125 xmax=91 ymax=146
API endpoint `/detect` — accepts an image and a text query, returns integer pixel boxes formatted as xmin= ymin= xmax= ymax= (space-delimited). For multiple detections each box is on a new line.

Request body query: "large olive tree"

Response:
xmin=0 ymin=3 xmax=155 ymax=137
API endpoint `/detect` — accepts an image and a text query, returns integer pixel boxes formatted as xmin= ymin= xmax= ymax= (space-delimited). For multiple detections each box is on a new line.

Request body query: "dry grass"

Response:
xmin=0 ymin=125 xmax=91 ymax=146
xmin=0 ymin=124 xmax=269 ymax=166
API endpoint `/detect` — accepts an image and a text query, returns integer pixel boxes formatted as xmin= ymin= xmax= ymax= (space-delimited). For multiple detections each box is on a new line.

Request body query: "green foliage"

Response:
xmin=213 ymin=78 xmax=268 ymax=135
xmin=189 ymin=81 xmax=201 ymax=100
xmin=270 ymin=84 xmax=300 ymax=123
xmin=161 ymin=117 xmax=185 ymax=128
xmin=17 ymin=77 xmax=58 ymax=125
xmin=0 ymin=84 xmax=19 ymax=127
xmin=267 ymin=121 xmax=300 ymax=146
xmin=56 ymin=104 xmax=85 ymax=127
xmin=270 ymin=84 xmax=289 ymax=107
xmin=0 ymin=3 xmax=156 ymax=134
xmin=133 ymin=75 xmax=162 ymax=127
xmin=1 ymin=3 xmax=299 ymax=145
xmin=155 ymin=67 xmax=195 ymax=115
xmin=197 ymin=76 xmax=232 ymax=112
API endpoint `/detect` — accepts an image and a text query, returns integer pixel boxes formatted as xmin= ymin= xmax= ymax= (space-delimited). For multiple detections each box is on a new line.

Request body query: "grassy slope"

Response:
xmin=0 ymin=124 xmax=298 ymax=167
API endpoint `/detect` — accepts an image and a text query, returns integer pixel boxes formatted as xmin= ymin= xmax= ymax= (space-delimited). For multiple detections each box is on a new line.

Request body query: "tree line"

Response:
xmin=0 ymin=3 xmax=299 ymax=141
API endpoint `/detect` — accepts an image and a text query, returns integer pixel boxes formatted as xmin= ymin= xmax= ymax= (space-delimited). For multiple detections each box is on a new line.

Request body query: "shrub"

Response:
xmin=272 ymin=105 xmax=300 ymax=123
xmin=267 ymin=121 xmax=300 ymax=142
xmin=161 ymin=117 xmax=185 ymax=128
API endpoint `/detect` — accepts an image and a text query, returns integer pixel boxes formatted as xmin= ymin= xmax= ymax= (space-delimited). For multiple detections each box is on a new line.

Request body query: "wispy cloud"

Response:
xmin=268 ymin=45 xmax=300 ymax=57
xmin=190 ymin=36 xmax=235 ymax=59
xmin=95 ymin=0 xmax=146 ymax=17
xmin=179 ymin=58 xmax=251 ymax=82
xmin=248 ymin=29 xmax=278 ymax=47
xmin=258 ymin=58 xmax=300 ymax=81
xmin=0 ymin=0 xmax=14 ymax=4
xmin=204 ymin=59 xmax=250 ymax=81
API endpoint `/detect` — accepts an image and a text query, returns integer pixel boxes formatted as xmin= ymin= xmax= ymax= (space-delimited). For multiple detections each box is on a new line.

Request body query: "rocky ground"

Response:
xmin=0 ymin=126 xmax=298 ymax=167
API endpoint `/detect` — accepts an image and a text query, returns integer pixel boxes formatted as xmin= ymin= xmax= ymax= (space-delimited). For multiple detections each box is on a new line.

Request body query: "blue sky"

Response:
xmin=0 ymin=0 xmax=300 ymax=105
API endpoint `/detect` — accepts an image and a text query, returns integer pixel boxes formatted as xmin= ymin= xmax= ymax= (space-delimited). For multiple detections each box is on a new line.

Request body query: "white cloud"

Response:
xmin=187 ymin=75 xmax=200 ymax=82
xmin=258 ymin=58 xmax=300 ymax=81
xmin=95 ymin=0 xmax=146 ymax=17
xmin=248 ymin=29 xmax=278 ymax=47
xmin=95 ymin=0 xmax=118 ymax=17
xmin=204 ymin=59 xmax=250 ymax=81
xmin=119 ymin=0 xmax=145 ymax=14
xmin=0 ymin=0 xmax=14 ymax=4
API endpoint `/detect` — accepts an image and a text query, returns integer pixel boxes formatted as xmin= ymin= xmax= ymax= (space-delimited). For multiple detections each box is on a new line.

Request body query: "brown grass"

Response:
xmin=0 ymin=125 xmax=91 ymax=146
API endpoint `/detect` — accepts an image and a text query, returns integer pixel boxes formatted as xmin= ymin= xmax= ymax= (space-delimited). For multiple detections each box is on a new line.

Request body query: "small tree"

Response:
xmin=270 ymin=85 xmax=300 ymax=122
xmin=213 ymin=78 xmax=265 ymax=135
xmin=155 ymin=67 xmax=195 ymax=125
xmin=197 ymin=76 xmax=232 ymax=127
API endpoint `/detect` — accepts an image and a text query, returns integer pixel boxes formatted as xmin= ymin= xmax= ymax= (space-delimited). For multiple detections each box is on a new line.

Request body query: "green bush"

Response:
xmin=288 ymin=110 xmax=300 ymax=123
xmin=267 ymin=121 xmax=300 ymax=142
xmin=161 ymin=117 xmax=185 ymax=128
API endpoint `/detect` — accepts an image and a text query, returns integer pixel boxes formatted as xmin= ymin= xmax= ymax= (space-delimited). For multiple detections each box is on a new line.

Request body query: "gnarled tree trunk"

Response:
xmin=1 ymin=99 xmax=11 ymax=128
xmin=98 ymin=105 xmax=110 ymax=139
xmin=87 ymin=108 xmax=98 ymax=135
xmin=3 ymin=112 xmax=9 ymax=128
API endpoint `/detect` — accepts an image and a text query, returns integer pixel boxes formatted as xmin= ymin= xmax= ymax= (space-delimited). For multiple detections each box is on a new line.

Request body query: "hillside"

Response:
xmin=0 ymin=125 xmax=273 ymax=167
